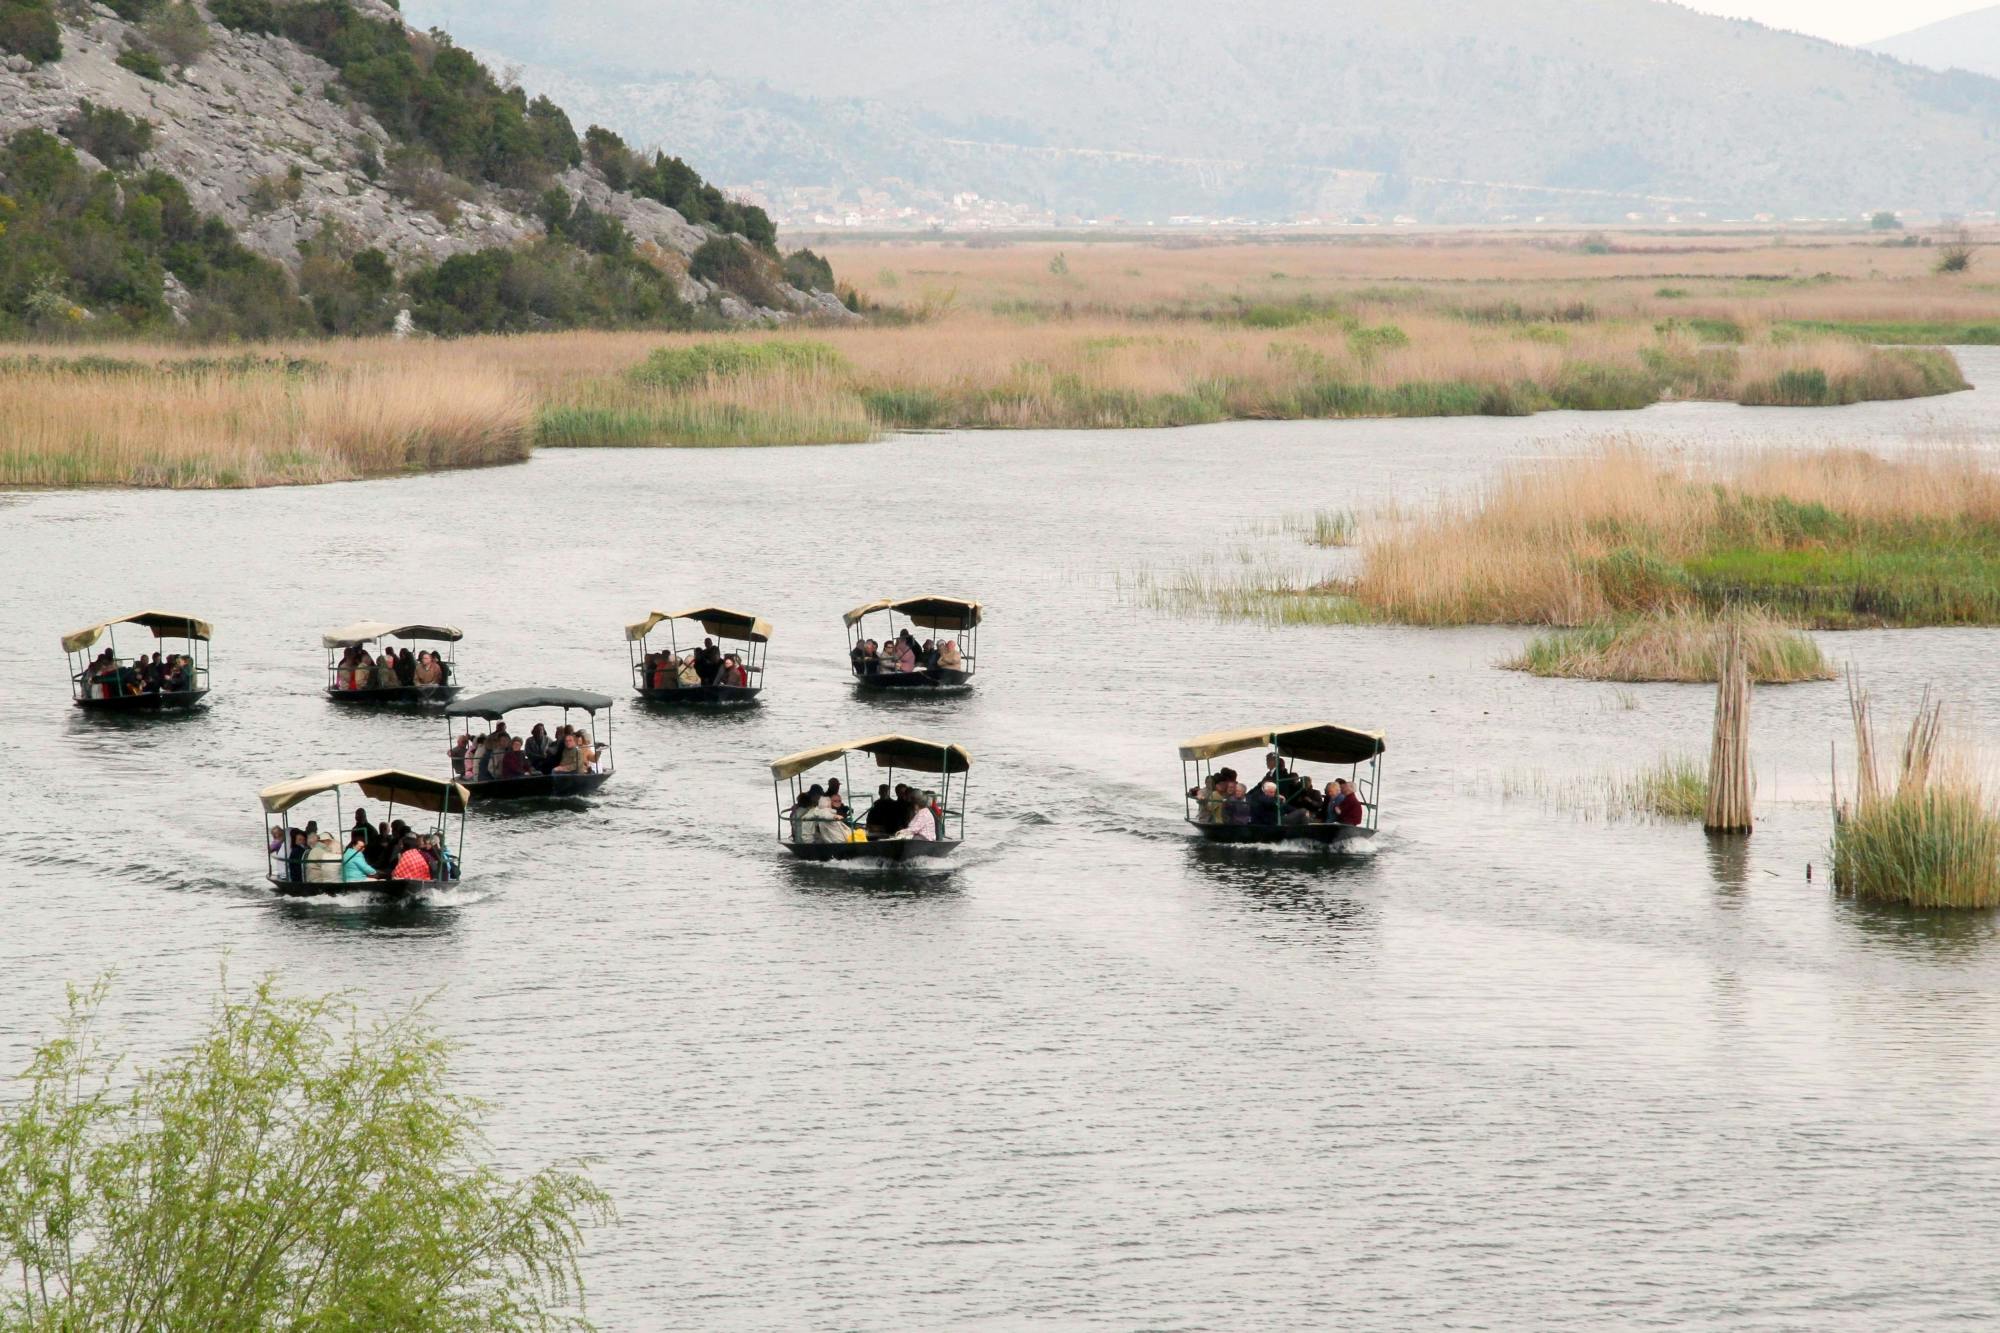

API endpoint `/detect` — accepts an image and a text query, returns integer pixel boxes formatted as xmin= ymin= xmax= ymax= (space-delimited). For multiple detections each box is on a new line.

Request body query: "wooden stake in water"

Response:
xmin=1704 ymin=627 xmax=1753 ymax=835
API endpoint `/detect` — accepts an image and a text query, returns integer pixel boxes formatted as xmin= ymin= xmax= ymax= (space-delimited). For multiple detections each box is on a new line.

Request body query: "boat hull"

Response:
xmin=462 ymin=771 xmax=613 ymax=802
xmin=1188 ymin=820 xmax=1376 ymax=846
xmin=780 ymin=838 xmax=961 ymax=862
xmin=266 ymin=874 xmax=449 ymax=898
xmin=327 ymin=684 xmax=463 ymax=706
xmin=75 ymin=688 xmax=208 ymax=713
xmin=853 ymin=668 xmax=974 ymax=692
xmin=637 ymin=684 xmax=762 ymax=707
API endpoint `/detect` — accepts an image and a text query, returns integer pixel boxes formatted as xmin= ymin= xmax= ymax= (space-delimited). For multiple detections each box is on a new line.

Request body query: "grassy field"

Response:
xmin=2 ymin=230 xmax=1993 ymax=486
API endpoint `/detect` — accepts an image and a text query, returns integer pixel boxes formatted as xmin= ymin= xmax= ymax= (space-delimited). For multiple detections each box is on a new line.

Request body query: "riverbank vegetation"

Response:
xmin=1833 ymin=680 xmax=2000 ymax=909
xmin=0 ymin=975 xmax=611 ymax=1329
xmin=1504 ymin=607 xmax=1833 ymax=683
xmin=1343 ymin=446 xmax=2000 ymax=629
xmin=0 ymin=351 xmax=530 ymax=486
xmin=4 ymin=229 xmax=1995 ymax=485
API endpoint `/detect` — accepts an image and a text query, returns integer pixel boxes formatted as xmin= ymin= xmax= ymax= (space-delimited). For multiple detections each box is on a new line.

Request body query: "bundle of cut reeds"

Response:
xmin=1703 ymin=627 xmax=1753 ymax=834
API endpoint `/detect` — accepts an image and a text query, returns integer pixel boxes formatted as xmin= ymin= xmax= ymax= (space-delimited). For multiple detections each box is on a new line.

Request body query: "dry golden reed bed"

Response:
xmin=0 ymin=355 xmax=532 ymax=488
xmin=1345 ymin=445 xmax=2000 ymax=628
xmin=2 ymin=231 xmax=1991 ymax=487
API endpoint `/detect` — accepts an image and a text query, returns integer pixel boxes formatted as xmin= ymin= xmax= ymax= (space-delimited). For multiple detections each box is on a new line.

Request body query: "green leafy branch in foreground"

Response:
xmin=0 ymin=975 xmax=612 ymax=1332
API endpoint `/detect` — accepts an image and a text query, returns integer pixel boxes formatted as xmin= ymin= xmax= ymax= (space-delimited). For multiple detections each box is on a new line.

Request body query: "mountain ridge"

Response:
xmin=1869 ymin=5 xmax=2000 ymax=81
xmin=407 ymin=0 xmax=2000 ymax=224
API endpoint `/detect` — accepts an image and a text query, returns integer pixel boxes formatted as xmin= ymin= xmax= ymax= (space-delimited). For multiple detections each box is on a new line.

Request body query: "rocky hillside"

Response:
xmin=407 ymin=0 xmax=2000 ymax=225
xmin=0 ymin=0 xmax=848 ymax=335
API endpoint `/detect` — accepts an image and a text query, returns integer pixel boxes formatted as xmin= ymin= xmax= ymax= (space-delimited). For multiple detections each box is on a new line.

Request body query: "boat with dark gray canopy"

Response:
xmin=323 ymin=622 xmax=464 ymax=705
xmin=1179 ymin=722 xmax=1385 ymax=845
xmin=63 ymin=611 xmax=212 ymax=713
xmin=771 ymin=734 xmax=971 ymax=861
xmin=445 ymin=687 xmax=615 ymax=801
xmin=626 ymin=607 xmax=770 ymax=706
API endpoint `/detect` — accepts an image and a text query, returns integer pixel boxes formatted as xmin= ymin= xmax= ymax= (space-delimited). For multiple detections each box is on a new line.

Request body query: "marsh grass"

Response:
xmin=1505 ymin=606 xmax=1833 ymax=683
xmin=1502 ymin=754 xmax=1709 ymax=821
xmin=1345 ymin=445 xmax=2000 ymax=628
xmin=6 ymin=229 xmax=1986 ymax=484
xmin=1833 ymin=678 xmax=2000 ymax=908
xmin=0 ymin=354 xmax=530 ymax=487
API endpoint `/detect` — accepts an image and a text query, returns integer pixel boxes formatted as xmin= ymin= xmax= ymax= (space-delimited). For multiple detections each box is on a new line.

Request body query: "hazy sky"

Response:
xmin=1674 ymin=0 xmax=1992 ymax=44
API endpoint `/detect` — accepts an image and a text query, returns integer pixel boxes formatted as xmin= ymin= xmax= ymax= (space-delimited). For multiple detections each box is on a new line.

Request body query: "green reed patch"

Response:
xmin=1782 ymin=320 xmax=2000 ymax=346
xmin=1506 ymin=608 xmax=1832 ymax=683
xmin=628 ymin=338 xmax=846 ymax=389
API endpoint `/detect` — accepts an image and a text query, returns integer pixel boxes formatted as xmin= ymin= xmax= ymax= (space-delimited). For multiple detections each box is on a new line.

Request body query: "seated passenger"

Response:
xmin=1285 ymin=776 xmax=1323 ymax=826
xmin=341 ymin=829 xmax=381 ymax=883
xmin=1246 ymin=781 xmax=1283 ymax=826
xmin=414 ymin=651 xmax=443 ymax=686
xmin=937 ymin=639 xmax=963 ymax=671
xmin=863 ymin=784 xmax=900 ymax=837
xmin=1330 ymin=778 xmax=1366 ymax=826
xmin=286 ymin=827 xmax=310 ymax=881
xmin=396 ymin=648 xmax=417 ymax=687
xmin=555 ymin=731 xmax=592 ymax=774
xmin=1187 ymin=775 xmax=1224 ymax=823
xmin=501 ymin=737 xmax=532 ymax=779
xmin=389 ymin=834 xmax=432 ymax=882
xmin=921 ymin=639 xmax=940 ymax=670
xmin=525 ymin=724 xmax=551 ymax=769
xmin=305 ymin=831 xmax=340 ymax=883
xmin=372 ymin=649 xmax=397 ymax=690
xmin=801 ymin=786 xmax=849 ymax=843
xmin=825 ymin=778 xmax=848 ymax=816
xmin=1216 ymin=769 xmax=1253 ymax=824
xmin=676 ymin=654 xmax=701 ymax=688
xmin=890 ymin=793 xmax=937 ymax=841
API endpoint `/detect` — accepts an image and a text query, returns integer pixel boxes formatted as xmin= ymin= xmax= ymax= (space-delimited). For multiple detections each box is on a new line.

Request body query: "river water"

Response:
xmin=5 ymin=353 xmax=2000 ymax=1329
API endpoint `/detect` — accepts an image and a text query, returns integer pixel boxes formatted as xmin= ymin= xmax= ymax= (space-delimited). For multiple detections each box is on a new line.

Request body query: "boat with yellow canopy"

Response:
xmin=62 ymin=611 xmax=211 ymax=712
xmin=625 ymin=607 xmax=770 ymax=706
xmin=769 ymin=734 xmax=971 ymax=861
xmin=257 ymin=768 xmax=469 ymax=897
xmin=1178 ymin=722 xmax=1385 ymax=845
xmin=322 ymin=622 xmax=464 ymax=705
xmin=843 ymin=596 xmax=980 ymax=692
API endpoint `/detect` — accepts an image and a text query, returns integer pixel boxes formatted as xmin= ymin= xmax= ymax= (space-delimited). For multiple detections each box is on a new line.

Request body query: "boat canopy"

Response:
xmin=841 ymin=596 xmax=982 ymax=630
xmin=446 ymin=687 xmax=614 ymax=719
xmin=625 ymin=607 xmax=772 ymax=644
xmin=1178 ymin=722 xmax=1386 ymax=766
xmin=769 ymin=734 xmax=973 ymax=782
xmin=259 ymin=768 xmax=470 ymax=815
xmin=321 ymin=621 xmax=463 ymax=648
xmin=61 ymin=611 xmax=211 ymax=653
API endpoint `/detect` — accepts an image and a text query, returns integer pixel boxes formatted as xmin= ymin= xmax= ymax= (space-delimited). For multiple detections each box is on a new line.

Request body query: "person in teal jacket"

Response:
xmin=341 ymin=829 xmax=381 ymax=883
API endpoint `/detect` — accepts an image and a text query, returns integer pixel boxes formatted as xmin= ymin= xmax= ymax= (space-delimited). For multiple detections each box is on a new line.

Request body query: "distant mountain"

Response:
xmin=406 ymin=0 xmax=2000 ymax=224
xmin=1870 ymin=6 xmax=2000 ymax=80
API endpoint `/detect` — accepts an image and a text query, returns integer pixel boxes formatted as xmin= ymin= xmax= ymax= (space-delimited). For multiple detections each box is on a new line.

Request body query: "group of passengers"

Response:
xmin=1188 ymin=751 xmax=1367 ymax=827
xmin=80 ymin=649 xmax=195 ymax=698
xmin=450 ymin=721 xmax=607 ymax=781
xmin=643 ymin=638 xmax=752 ymax=692
xmin=271 ymin=806 xmax=458 ymax=884
xmin=333 ymin=645 xmax=452 ymax=691
xmin=788 ymin=778 xmax=945 ymax=844
xmin=850 ymin=629 xmax=963 ymax=677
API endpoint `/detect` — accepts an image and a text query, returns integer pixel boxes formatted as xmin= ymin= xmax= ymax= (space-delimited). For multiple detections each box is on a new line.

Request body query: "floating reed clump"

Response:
xmin=1703 ymin=628 xmax=1754 ymax=834
xmin=1832 ymin=676 xmax=2000 ymax=908
xmin=1504 ymin=605 xmax=1832 ymax=683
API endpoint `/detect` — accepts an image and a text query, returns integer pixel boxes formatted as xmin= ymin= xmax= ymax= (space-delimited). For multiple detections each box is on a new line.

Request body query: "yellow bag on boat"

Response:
xmin=850 ymin=828 xmax=868 ymax=843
